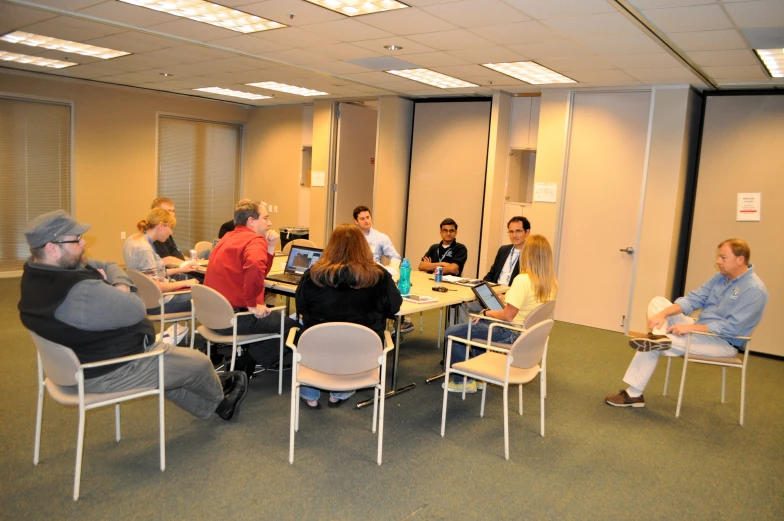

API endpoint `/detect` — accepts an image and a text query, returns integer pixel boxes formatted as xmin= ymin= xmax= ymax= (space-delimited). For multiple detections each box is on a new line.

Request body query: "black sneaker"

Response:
xmin=629 ymin=334 xmax=672 ymax=352
xmin=268 ymin=361 xmax=292 ymax=372
xmin=216 ymin=372 xmax=249 ymax=421
xmin=400 ymin=319 xmax=415 ymax=333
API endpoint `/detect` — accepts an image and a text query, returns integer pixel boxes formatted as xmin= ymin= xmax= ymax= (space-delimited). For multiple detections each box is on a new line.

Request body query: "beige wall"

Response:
xmin=333 ymin=103 xmax=377 ymax=226
xmin=685 ymin=94 xmax=782 ymax=356
xmin=243 ymin=105 xmax=303 ymax=249
xmin=0 ymin=69 xmax=249 ymax=264
xmin=374 ymin=96 xmax=413 ymax=255
xmin=308 ymin=100 xmax=334 ymax=248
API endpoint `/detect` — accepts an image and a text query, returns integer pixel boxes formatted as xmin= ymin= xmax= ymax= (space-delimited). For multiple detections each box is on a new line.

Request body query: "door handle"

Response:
xmin=620 ymin=247 xmax=635 ymax=254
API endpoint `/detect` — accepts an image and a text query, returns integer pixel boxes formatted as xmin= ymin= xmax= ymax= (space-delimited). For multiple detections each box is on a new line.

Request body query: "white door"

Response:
xmin=555 ymin=91 xmax=652 ymax=332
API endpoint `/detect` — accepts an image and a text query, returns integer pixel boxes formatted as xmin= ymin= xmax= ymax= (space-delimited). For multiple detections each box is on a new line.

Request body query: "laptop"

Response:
xmin=266 ymin=245 xmax=323 ymax=285
xmin=471 ymin=282 xmax=506 ymax=311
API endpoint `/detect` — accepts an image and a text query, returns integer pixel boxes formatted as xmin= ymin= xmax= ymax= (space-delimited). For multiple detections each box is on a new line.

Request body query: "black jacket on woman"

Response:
xmin=295 ymin=266 xmax=402 ymax=339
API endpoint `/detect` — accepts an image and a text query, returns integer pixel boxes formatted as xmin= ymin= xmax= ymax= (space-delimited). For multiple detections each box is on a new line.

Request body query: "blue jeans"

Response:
xmin=447 ymin=320 xmax=520 ymax=383
xmin=147 ymin=292 xmax=192 ymax=315
xmin=300 ymin=387 xmax=355 ymax=402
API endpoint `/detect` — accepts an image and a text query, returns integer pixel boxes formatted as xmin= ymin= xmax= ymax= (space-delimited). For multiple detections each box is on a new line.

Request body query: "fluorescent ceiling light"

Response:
xmin=304 ymin=0 xmax=409 ymax=17
xmin=755 ymin=48 xmax=784 ymax=78
xmin=195 ymin=87 xmax=272 ymax=100
xmin=482 ymin=61 xmax=576 ymax=85
xmin=0 ymin=50 xmax=76 ymax=69
xmin=119 ymin=0 xmax=286 ymax=33
xmin=385 ymin=68 xmax=477 ymax=89
xmin=246 ymin=81 xmax=329 ymax=96
xmin=1 ymin=31 xmax=129 ymax=59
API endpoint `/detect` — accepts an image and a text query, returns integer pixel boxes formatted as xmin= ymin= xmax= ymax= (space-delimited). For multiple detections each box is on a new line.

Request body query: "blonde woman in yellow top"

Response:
xmin=443 ymin=235 xmax=557 ymax=394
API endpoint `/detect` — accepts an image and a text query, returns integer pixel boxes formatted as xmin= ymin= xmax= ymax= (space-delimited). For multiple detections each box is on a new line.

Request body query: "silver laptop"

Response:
xmin=266 ymin=245 xmax=322 ymax=285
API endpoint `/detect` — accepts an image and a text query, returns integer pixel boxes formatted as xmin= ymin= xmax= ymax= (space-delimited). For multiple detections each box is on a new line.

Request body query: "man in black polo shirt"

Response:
xmin=418 ymin=218 xmax=468 ymax=276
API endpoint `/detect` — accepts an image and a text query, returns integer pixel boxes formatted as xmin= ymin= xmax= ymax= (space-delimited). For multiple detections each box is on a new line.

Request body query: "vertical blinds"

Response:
xmin=158 ymin=117 xmax=241 ymax=250
xmin=0 ymin=97 xmax=71 ymax=272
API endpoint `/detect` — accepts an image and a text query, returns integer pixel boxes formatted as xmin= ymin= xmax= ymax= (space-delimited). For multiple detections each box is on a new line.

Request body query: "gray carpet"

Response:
xmin=1 ymin=277 xmax=782 ymax=520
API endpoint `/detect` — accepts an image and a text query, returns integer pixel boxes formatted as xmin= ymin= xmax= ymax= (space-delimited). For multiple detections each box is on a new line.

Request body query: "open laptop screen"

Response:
xmin=286 ymin=246 xmax=322 ymax=274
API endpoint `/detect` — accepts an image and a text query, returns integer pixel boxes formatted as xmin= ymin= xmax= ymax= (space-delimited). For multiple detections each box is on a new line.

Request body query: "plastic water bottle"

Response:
xmin=398 ymin=258 xmax=411 ymax=296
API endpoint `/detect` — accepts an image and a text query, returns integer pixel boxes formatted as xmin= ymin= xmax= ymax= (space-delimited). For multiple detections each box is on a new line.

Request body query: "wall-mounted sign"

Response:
xmin=533 ymin=182 xmax=557 ymax=203
xmin=737 ymin=192 xmax=761 ymax=222
xmin=311 ymin=171 xmax=326 ymax=187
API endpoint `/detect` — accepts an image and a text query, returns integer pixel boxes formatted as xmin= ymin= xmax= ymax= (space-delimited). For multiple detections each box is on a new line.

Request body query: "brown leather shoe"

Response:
xmin=605 ymin=389 xmax=645 ymax=408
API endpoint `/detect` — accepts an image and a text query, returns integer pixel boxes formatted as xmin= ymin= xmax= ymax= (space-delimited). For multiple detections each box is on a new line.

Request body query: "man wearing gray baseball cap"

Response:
xmin=19 ymin=210 xmax=249 ymax=421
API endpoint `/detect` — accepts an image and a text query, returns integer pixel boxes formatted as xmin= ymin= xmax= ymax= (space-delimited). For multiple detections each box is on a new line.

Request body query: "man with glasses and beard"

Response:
xmin=19 ymin=210 xmax=249 ymax=421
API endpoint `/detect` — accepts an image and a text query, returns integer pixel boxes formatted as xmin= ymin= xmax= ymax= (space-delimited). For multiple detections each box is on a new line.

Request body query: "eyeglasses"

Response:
xmin=52 ymin=235 xmax=82 ymax=244
xmin=441 ymin=229 xmax=456 ymax=234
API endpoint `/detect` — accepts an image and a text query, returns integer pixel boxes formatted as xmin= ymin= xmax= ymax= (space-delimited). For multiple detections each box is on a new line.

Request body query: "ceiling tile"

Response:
xmin=667 ymin=29 xmax=748 ymax=51
xmin=253 ymin=26 xmax=338 ymax=48
xmin=469 ymin=21 xmax=564 ymax=45
xmin=47 ymin=63 xmax=109 ymax=79
xmin=312 ymin=60 xmax=374 ymax=74
xmin=92 ymin=52 xmax=171 ymax=71
xmin=208 ymin=34 xmax=290 ymax=54
xmin=84 ymin=32 xmax=180 ymax=54
xmin=537 ymin=55 xmax=616 ymax=72
xmin=305 ymin=43 xmax=382 ymax=60
xmin=359 ymin=8 xmax=458 ymax=35
xmin=391 ymin=51 xmax=471 ymax=67
xmin=350 ymin=37 xmax=436 ymax=55
xmin=461 ymin=69 xmax=528 ymax=86
xmin=147 ymin=19 xmax=236 ymax=41
xmin=688 ymin=49 xmax=759 ymax=66
xmin=641 ymin=5 xmax=733 ymax=32
xmin=566 ymin=69 xmax=637 ymax=82
xmin=723 ymin=0 xmax=784 ymax=28
xmin=77 ymin=2 xmax=176 ymax=27
xmin=22 ymin=16 xmax=126 ymax=41
xmin=703 ymin=64 xmax=768 ymax=80
xmin=407 ymin=29 xmax=495 ymax=51
xmin=300 ymin=19 xmax=395 ymax=41
xmin=628 ymin=0 xmax=716 ymax=7
xmin=238 ymin=0 xmax=343 ymax=26
xmin=346 ymin=56 xmax=420 ymax=69
xmin=624 ymin=66 xmax=701 ymax=81
xmin=579 ymin=35 xmax=666 ymax=55
xmin=342 ymin=71 xmax=399 ymax=83
xmin=603 ymin=53 xmax=682 ymax=68
xmin=143 ymin=44 xmax=234 ymax=63
xmin=506 ymin=40 xmax=593 ymax=59
xmin=27 ymin=0 xmax=106 ymax=9
xmin=419 ymin=0 xmax=530 ymax=28
xmin=446 ymin=46 xmax=528 ymax=63
xmin=503 ymin=0 xmax=618 ymax=20
xmin=431 ymin=64 xmax=499 ymax=77
xmin=260 ymin=48 xmax=327 ymax=65
xmin=0 ymin=3 xmax=59 ymax=28
xmin=541 ymin=13 xmax=642 ymax=42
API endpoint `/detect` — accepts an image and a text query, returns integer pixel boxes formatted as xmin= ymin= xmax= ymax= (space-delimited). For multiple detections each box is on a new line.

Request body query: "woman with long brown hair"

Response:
xmin=295 ymin=224 xmax=402 ymax=409
xmin=444 ymin=234 xmax=558 ymax=394
xmin=123 ymin=207 xmax=200 ymax=314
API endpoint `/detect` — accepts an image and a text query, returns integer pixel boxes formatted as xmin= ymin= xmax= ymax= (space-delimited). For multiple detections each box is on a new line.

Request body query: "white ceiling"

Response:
xmin=1 ymin=0 xmax=782 ymax=105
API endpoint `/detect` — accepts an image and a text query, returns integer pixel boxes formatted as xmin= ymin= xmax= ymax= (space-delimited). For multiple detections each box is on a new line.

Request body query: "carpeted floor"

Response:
xmin=1 ymin=277 xmax=782 ymax=520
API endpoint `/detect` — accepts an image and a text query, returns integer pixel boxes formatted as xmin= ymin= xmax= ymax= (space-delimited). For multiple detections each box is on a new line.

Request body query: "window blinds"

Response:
xmin=158 ymin=117 xmax=241 ymax=250
xmin=0 ymin=97 xmax=71 ymax=272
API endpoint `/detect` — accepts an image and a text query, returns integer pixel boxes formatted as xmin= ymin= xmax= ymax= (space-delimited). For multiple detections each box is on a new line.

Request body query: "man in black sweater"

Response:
xmin=19 ymin=210 xmax=248 ymax=421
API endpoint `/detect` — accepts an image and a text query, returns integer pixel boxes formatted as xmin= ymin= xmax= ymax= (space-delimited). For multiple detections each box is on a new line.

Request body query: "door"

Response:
xmin=332 ymin=102 xmax=378 ymax=227
xmin=555 ymin=91 xmax=652 ymax=332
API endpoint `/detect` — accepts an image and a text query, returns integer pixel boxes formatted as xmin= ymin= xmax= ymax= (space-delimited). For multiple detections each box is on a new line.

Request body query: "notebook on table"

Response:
xmin=266 ymin=245 xmax=323 ymax=285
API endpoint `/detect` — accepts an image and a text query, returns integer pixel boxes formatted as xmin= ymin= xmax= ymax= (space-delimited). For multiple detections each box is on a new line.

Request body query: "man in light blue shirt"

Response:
xmin=353 ymin=205 xmax=401 ymax=264
xmin=606 ymin=238 xmax=767 ymax=408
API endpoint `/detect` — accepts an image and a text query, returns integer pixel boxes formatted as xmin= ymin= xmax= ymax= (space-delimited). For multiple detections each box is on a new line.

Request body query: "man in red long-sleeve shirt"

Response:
xmin=206 ymin=200 xmax=297 ymax=374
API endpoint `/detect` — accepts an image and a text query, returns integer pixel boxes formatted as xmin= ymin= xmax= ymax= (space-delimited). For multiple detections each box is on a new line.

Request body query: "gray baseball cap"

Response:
xmin=25 ymin=210 xmax=91 ymax=248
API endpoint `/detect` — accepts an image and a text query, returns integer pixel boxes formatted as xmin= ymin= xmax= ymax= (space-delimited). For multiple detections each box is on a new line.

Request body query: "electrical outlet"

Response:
xmin=268 ymin=203 xmax=273 ymax=212
xmin=274 ymin=205 xmax=278 ymax=213
xmin=120 ymin=231 xmax=126 ymax=240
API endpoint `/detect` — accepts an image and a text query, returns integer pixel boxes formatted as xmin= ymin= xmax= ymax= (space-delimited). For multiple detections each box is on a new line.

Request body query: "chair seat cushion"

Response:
xmin=297 ymin=365 xmax=380 ymax=391
xmin=197 ymin=325 xmax=279 ymax=344
xmin=453 ymin=352 xmax=540 ymax=385
xmin=688 ymin=354 xmax=743 ymax=365
xmin=46 ymin=378 xmax=158 ymax=406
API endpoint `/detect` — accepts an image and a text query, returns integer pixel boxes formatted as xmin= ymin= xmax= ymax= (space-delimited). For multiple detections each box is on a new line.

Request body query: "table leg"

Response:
xmin=425 ymin=304 xmax=458 ymax=384
xmin=356 ymin=315 xmax=415 ymax=409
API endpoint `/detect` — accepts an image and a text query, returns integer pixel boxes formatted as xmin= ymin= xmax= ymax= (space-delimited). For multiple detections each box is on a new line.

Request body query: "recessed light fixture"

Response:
xmin=385 ymin=68 xmax=477 ymax=89
xmin=0 ymin=50 xmax=77 ymax=69
xmin=755 ymin=48 xmax=783 ymax=78
xmin=304 ymin=0 xmax=409 ymax=17
xmin=482 ymin=61 xmax=576 ymax=85
xmin=119 ymin=0 xmax=287 ymax=33
xmin=160 ymin=72 xmax=173 ymax=77
xmin=384 ymin=44 xmax=403 ymax=51
xmin=0 ymin=31 xmax=130 ymax=59
xmin=246 ymin=81 xmax=329 ymax=96
xmin=195 ymin=87 xmax=272 ymax=100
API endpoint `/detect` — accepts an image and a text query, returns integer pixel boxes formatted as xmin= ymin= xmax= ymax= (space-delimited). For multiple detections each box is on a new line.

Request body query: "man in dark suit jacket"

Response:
xmin=482 ymin=216 xmax=531 ymax=286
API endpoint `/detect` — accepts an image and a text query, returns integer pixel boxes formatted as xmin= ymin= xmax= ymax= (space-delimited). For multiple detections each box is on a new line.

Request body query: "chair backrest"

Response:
xmin=126 ymin=269 xmax=163 ymax=309
xmin=297 ymin=323 xmax=382 ymax=375
xmin=194 ymin=241 xmax=212 ymax=254
xmin=191 ymin=285 xmax=237 ymax=330
xmin=509 ymin=319 xmax=554 ymax=369
xmin=282 ymin=238 xmax=317 ymax=255
xmin=29 ymin=331 xmax=81 ymax=386
xmin=523 ymin=300 xmax=557 ymax=329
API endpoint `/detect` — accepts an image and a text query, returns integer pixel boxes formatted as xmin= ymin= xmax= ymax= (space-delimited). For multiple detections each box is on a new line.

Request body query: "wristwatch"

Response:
xmin=481 ymin=309 xmax=488 ymax=316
